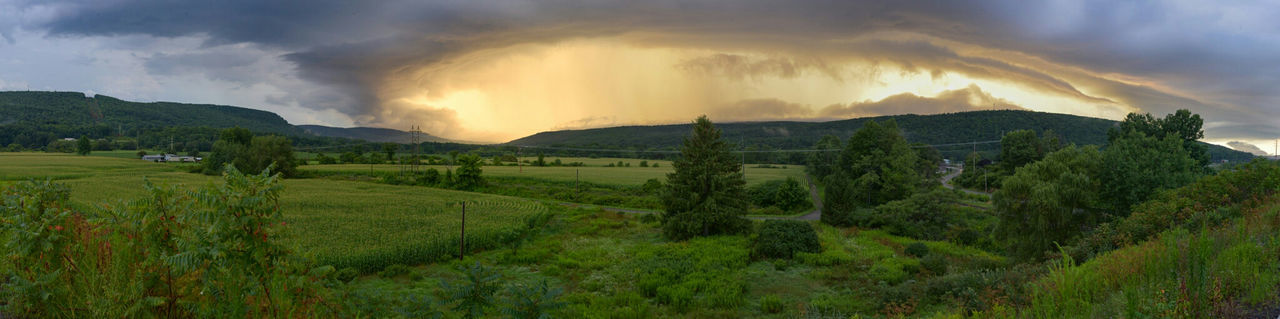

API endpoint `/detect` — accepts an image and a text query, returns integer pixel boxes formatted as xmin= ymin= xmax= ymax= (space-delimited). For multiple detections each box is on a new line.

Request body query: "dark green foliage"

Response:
xmin=820 ymin=171 xmax=857 ymax=226
xmin=994 ymin=145 xmax=1104 ymax=261
xmin=660 ymin=116 xmax=750 ymax=240
xmin=0 ymin=166 xmax=335 ymax=317
xmin=335 ymin=267 xmax=360 ymax=283
xmin=760 ymin=294 xmax=785 ymax=314
xmin=746 ymin=177 xmax=812 ymax=213
xmin=382 ymin=142 xmax=397 ymax=161
xmin=501 ymin=280 xmax=566 ymax=319
xmin=204 ymin=127 xmax=298 ymax=177
xmin=75 ymin=135 xmax=90 ymax=155
xmin=841 ymin=119 xmax=918 ymax=205
xmin=1074 ymin=158 xmax=1280 ymax=258
xmin=822 ymin=120 xmax=920 ymax=226
xmin=859 ymin=188 xmax=959 ymax=240
xmin=999 ymin=129 xmax=1058 ymax=170
xmin=1109 ymin=109 xmax=1209 ymax=167
xmin=1100 ymin=131 xmax=1200 ymax=214
xmin=921 ymin=254 xmax=948 ymax=275
xmin=454 ymin=153 xmax=485 ymax=190
xmin=806 ymin=134 xmax=842 ymax=181
xmin=442 ymin=262 xmax=502 ymax=319
xmin=905 ymin=242 xmax=930 ymax=257
xmin=380 ymin=264 xmax=412 ymax=278
xmin=420 ymin=168 xmax=442 ymax=185
xmin=752 ymin=220 xmax=821 ymax=259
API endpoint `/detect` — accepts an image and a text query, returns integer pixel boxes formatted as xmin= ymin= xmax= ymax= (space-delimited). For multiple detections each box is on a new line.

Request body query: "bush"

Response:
xmin=335 ymin=267 xmax=360 ymax=283
xmin=380 ymin=264 xmax=412 ymax=278
xmin=760 ymin=294 xmax=785 ymax=314
xmin=752 ymin=220 xmax=821 ymax=259
xmin=921 ymin=254 xmax=948 ymax=275
xmin=905 ymin=242 xmax=930 ymax=257
xmin=746 ymin=178 xmax=812 ymax=212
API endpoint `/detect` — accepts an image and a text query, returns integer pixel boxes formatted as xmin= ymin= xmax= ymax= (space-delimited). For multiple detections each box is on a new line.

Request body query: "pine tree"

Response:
xmin=661 ymin=116 xmax=750 ymax=240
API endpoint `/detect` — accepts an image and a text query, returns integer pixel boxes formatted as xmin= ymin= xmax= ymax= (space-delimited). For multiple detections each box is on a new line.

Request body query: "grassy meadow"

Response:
xmin=1 ymin=152 xmax=554 ymax=272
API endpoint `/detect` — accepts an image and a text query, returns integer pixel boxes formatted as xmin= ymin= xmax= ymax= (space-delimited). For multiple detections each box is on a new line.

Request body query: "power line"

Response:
xmin=511 ymin=140 xmax=1002 ymax=154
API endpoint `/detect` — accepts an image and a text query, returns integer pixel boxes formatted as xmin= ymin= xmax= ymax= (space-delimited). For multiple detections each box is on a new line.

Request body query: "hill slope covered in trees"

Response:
xmin=509 ymin=110 xmax=1253 ymax=162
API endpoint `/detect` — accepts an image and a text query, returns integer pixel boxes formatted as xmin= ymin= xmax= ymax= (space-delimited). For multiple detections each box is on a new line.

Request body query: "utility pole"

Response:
xmin=517 ymin=146 xmax=522 ymax=173
xmin=411 ymin=125 xmax=421 ymax=174
xmin=459 ymin=201 xmax=466 ymax=260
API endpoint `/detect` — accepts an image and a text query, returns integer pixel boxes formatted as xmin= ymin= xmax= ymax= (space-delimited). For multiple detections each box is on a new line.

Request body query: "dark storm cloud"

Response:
xmin=15 ymin=0 xmax=1280 ymax=139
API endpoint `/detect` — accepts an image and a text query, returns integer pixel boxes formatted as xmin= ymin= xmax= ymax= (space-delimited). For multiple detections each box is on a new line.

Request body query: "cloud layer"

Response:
xmin=3 ymin=0 xmax=1278 ymax=142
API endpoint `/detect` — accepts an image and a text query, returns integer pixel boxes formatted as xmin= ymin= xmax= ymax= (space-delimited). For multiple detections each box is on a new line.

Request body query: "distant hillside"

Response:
xmin=298 ymin=125 xmax=457 ymax=144
xmin=509 ymin=110 xmax=1254 ymax=162
xmin=0 ymin=91 xmax=303 ymax=135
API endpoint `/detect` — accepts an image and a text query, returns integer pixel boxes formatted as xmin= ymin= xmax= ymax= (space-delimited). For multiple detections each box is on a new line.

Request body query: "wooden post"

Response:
xmin=459 ymin=201 xmax=466 ymax=260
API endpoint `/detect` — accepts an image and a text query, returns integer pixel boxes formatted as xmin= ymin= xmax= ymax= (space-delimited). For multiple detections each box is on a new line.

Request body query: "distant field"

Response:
xmin=303 ymin=162 xmax=807 ymax=186
xmin=0 ymin=153 xmax=551 ymax=271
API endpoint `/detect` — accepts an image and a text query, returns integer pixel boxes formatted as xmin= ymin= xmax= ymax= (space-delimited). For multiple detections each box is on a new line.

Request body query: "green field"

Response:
xmin=304 ymin=162 xmax=806 ymax=186
xmin=1 ymin=153 xmax=552 ymax=271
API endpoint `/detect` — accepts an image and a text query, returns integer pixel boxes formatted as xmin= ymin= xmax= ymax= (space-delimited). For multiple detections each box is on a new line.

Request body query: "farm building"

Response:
xmin=140 ymin=154 xmax=201 ymax=162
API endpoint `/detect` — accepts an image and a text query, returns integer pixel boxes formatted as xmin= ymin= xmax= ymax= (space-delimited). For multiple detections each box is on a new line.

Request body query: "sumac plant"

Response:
xmin=0 ymin=165 xmax=338 ymax=317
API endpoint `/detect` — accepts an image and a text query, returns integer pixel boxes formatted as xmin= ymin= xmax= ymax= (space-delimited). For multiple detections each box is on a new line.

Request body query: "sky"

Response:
xmin=1 ymin=1 xmax=1278 ymax=150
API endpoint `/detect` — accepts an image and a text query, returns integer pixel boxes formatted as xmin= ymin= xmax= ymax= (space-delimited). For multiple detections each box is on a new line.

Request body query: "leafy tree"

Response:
xmin=913 ymin=143 xmax=943 ymax=182
xmin=1109 ymin=109 xmax=1208 ymax=167
xmin=454 ymin=153 xmax=485 ymax=190
xmin=247 ymin=135 xmax=298 ymax=177
xmin=382 ymin=142 xmax=397 ymax=161
xmin=661 ymin=116 xmax=750 ymax=240
xmin=1100 ymin=130 xmax=1199 ymax=215
xmin=999 ymin=130 xmax=1042 ymax=170
xmin=806 ymin=134 xmax=842 ymax=181
xmin=993 ymin=145 xmax=1104 ymax=260
xmin=535 ymin=152 xmax=546 ymax=167
xmin=75 ymin=135 xmax=91 ymax=155
xmin=203 ymin=127 xmax=296 ymax=177
xmin=822 ymin=120 xmax=919 ymax=226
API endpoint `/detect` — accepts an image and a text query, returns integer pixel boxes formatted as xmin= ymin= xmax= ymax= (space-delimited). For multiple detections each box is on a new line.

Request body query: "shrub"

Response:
xmin=921 ymin=254 xmax=948 ymax=275
xmin=760 ymin=294 xmax=785 ymax=314
xmin=335 ymin=267 xmax=360 ymax=283
xmin=752 ymin=220 xmax=821 ymax=259
xmin=905 ymin=242 xmax=930 ymax=257
xmin=380 ymin=264 xmax=412 ymax=278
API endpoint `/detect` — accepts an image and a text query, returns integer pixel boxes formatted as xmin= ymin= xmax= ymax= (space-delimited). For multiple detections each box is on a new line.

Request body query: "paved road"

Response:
xmin=560 ymin=172 xmax=826 ymax=221
xmin=941 ymin=166 xmax=991 ymax=197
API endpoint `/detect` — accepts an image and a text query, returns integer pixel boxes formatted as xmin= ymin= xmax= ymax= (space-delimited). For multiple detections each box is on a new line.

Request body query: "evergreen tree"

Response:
xmin=661 ymin=116 xmax=750 ymax=240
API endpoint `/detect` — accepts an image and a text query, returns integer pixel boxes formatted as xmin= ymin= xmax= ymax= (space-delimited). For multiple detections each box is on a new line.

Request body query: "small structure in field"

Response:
xmin=141 ymin=154 xmax=201 ymax=162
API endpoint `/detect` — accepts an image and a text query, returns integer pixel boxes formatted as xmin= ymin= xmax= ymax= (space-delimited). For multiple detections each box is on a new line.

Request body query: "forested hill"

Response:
xmin=0 ymin=91 xmax=303 ymax=135
xmin=509 ymin=110 xmax=1253 ymax=162
xmin=297 ymin=125 xmax=457 ymax=144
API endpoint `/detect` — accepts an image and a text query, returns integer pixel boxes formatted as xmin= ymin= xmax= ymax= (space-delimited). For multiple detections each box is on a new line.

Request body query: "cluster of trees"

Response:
xmin=745 ymin=178 xmax=811 ymax=214
xmin=818 ymin=120 xmax=942 ymax=226
xmin=202 ymin=127 xmax=298 ymax=177
xmin=994 ymin=109 xmax=1210 ymax=260
xmin=952 ymin=129 xmax=1062 ymax=191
